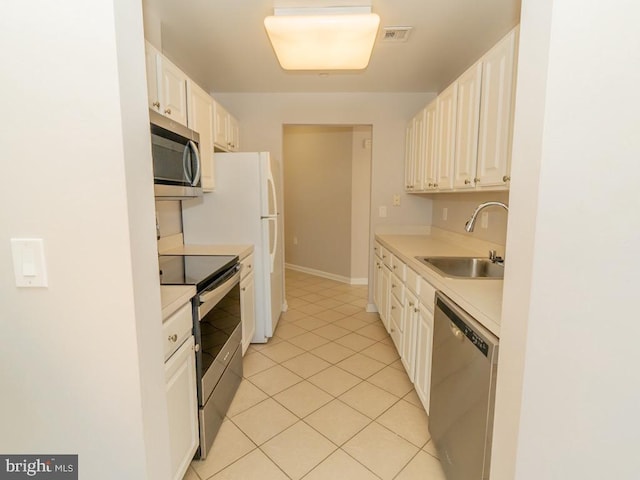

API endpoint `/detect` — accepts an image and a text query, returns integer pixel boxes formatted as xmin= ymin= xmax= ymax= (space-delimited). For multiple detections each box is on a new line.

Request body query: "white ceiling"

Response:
xmin=144 ymin=0 xmax=521 ymax=94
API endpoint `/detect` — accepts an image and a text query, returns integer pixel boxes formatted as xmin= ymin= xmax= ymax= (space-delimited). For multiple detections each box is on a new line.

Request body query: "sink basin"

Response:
xmin=415 ymin=256 xmax=504 ymax=279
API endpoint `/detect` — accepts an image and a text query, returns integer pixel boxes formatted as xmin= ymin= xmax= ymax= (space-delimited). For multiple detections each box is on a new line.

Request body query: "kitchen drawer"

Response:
xmin=406 ymin=267 xmax=421 ymax=295
xmin=419 ymin=277 xmax=437 ymax=312
xmin=163 ymin=302 xmax=193 ymax=360
xmin=390 ymin=273 xmax=405 ymax=303
xmin=240 ymin=253 xmax=254 ymax=280
xmin=390 ymin=256 xmax=407 ymax=282
xmin=373 ymin=242 xmax=383 ymax=259
xmin=381 ymin=246 xmax=391 ymax=268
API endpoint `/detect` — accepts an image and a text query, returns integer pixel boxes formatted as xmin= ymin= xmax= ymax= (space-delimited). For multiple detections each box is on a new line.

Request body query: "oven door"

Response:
xmin=194 ymin=267 xmax=242 ymax=406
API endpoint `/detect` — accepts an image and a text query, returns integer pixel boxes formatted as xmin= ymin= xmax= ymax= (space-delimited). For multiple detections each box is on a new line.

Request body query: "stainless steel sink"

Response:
xmin=415 ymin=256 xmax=504 ymax=279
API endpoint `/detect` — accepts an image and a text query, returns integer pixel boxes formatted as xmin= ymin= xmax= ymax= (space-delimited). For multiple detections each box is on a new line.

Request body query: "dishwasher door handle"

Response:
xmin=450 ymin=322 xmax=465 ymax=340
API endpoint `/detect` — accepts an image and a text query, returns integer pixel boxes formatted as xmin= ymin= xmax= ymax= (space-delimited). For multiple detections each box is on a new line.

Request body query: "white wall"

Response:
xmin=493 ymin=0 xmax=640 ymax=478
xmin=0 ymin=1 xmax=170 ymax=478
xmin=215 ymin=92 xmax=435 ymax=300
xmin=351 ymin=126 xmax=373 ymax=282
xmin=283 ymin=126 xmax=354 ymax=278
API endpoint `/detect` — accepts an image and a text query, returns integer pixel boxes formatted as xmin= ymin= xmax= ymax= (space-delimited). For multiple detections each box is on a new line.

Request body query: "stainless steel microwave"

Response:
xmin=150 ymin=109 xmax=202 ymax=199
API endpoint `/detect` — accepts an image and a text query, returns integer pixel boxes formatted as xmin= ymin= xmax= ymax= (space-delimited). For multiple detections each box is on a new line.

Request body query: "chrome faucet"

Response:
xmin=464 ymin=201 xmax=509 ymax=233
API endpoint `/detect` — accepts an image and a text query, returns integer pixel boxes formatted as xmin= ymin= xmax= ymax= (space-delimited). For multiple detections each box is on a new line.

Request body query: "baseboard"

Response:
xmin=285 ymin=263 xmax=369 ymax=286
xmin=366 ymin=303 xmax=378 ymax=313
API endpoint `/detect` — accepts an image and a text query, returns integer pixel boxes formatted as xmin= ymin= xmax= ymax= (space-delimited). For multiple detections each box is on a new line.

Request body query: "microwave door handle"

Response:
xmin=182 ymin=142 xmax=191 ymax=184
xmin=188 ymin=140 xmax=201 ymax=186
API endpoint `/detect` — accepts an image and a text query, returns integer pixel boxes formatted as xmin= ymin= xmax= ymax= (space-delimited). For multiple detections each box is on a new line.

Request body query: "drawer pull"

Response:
xmin=168 ymin=334 xmax=178 ymax=343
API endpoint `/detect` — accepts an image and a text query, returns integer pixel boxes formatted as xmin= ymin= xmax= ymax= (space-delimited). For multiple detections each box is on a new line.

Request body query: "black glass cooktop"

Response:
xmin=158 ymin=255 xmax=238 ymax=292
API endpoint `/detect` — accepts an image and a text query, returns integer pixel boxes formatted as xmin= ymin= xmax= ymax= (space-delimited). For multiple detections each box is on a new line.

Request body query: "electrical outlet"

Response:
xmin=442 ymin=208 xmax=448 ymax=221
xmin=379 ymin=206 xmax=387 ymax=218
xmin=393 ymin=195 xmax=401 ymax=206
xmin=481 ymin=212 xmax=489 ymax=229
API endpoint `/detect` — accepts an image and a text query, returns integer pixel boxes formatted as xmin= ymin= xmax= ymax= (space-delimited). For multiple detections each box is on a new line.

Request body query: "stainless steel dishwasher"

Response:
xmin=430 ymin=292 xmax=499 ymax=480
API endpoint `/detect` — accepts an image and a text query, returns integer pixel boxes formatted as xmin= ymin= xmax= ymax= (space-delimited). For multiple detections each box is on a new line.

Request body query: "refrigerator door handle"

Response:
xmin=266 ymin=169 xmax=278 ymax=217
xmin=268 ymin=217 xmax=277 ymax=273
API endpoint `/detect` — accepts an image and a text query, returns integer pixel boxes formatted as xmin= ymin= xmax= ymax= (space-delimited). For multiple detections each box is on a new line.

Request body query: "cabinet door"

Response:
xmin=412 ymin=109 xmax=426 ymax=191
xmin=454 ymin=61 xmax=483 ymax=189
xmin=240 ymin=272 xmax=256 ymax=355
xmin=477 ymin=27 xmax=518 ymax=188
xmin=159 ymin=57 xmax=188 ymax=126
xmin=187 ymin=81 xmax=215 ymax=192
xmin=213 ymin=101 xmax=229 ymax=150
xmin=165 ymin=336 xmax=199 ymax=480
xmin=373 ymin=257 xmax=383 ymax=311
xmin=414 ymin=303 xmax=434 ymax=414
xmin=380 ymin=265 xmax=391 ymax=332
xmin=435 ymin=82 xmax=458 ymax=190
xmin=228 ymin=115 xmax=240 ymax=151
xmin=423 ymin=100 xmax=438 ymax=190
xmin=404 ymin=121 xmax=415 ymax=191
xmin=145 ymin=42 xmax=161 ymax=112
xmin=401 ymin=290 xmax=419 ymax=382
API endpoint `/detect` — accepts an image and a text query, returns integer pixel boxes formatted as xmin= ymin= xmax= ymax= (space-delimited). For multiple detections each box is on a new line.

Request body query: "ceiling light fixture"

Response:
xmin=264 ymin=6 xmax=380 ymax=71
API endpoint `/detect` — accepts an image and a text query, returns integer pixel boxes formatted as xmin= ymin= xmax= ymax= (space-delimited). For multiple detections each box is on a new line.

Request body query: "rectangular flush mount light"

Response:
xmin=264 ymin=6 xmax=380 ymax=70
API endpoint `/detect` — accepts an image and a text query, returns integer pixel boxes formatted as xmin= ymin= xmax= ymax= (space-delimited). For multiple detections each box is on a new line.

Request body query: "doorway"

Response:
xmin=282 ymin=125 xmax=372 ymax=285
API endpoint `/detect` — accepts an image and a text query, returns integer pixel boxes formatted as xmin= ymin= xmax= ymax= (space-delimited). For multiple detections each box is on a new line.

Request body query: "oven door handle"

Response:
xmin=198 ymin=268 xmax=240 ymax=309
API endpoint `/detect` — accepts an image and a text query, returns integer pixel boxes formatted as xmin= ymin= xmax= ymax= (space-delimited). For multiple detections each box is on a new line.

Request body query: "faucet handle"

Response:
xmin=489 ymin=250 xmax=497 ymax=261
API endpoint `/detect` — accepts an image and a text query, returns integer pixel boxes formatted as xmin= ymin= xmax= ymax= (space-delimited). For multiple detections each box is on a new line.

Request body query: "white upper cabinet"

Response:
xmin=187 ymin=81 xmax=215 ymax=191
xmin=435 ymin=82 xmax=458 ymax=191
xmin=145 ymin=42 xmax=188 ymax=126
xmin=160 ymin=58 xmax=189 ymax=126
xmin=423 ymin=100 xmax=438 ymax=191
xmin=476 ymin=27 xmax=519 ymax=188
xmin=404 ymin=108 xmax=426 ymax=192
xmin=453 ymin=61 xmax=483 ymax=189
xmin=213 ymin=101 xmax=240 ymax=152
xmin=404 ymin=25 xmax=519 ymax=193
xmin=145 ymin=42 xmax=161 ymax=112
xmin=144 ymin=41 xmax=240 ymax=160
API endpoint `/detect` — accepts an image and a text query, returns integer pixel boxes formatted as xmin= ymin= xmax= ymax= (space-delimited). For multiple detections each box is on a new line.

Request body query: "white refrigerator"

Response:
xmin=182 ymin=152 xmax=284 ymax=342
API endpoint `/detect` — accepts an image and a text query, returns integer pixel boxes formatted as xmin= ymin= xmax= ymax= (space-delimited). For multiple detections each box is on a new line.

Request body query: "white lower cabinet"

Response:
xmin=414 ymin=303 xmax=434 ymax=414
xmin=380 ymin=264 xmax=391 ymax=332
xmin=165 ymin=335 xmax=199 ymax=480
xmin=240 ymin=271 xmax=256 ymax=355
xmin=373 ymin=243 xmax=437 ymax=416
xmin=401 ymin=289 xmax=419 ymax=382
xmin=240 ymin=253 xmax=256 ymax=355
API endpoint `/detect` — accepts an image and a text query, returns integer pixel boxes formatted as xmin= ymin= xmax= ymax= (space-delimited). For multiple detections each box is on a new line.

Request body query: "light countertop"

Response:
xmin=160 ymin=285 xmax=196 ymax=321
xmin=376 ymin=231 xmax=503 ymax=336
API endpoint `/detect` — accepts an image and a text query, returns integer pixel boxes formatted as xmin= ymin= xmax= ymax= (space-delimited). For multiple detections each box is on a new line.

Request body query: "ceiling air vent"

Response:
xmin=381 ymin=26 xmax=412 ymax=43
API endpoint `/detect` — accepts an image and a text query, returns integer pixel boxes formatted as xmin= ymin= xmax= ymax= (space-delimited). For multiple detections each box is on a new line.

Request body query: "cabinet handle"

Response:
xmin=390 ymin=327 xmax=395 ymax=332
xmin=392 ymin=284 xmax=397 ymax=288
xmin=409 ymin=301 xmax=415 ymax=307
xmin=428 ymin=183 xmax=433 ymax=187
xmin=168 ymin=334 xmax=178 ymax=343
xmin=164 ymin=108 xmax=172 ymax=114
xmin=392 ymin=265 xmax=397 ymax=269
xmin=464 ymin=179 xmax=471 ymax=185
xmin=391 ymin=306 xmax=396 ymax=310
xmin=414 ymin=307 xmax=419 ymax=313
xmin=433 ymin=183 xmax=438 ymax=188
xmin=242 ymin=287 xmax=246 ymax=291
xmin=503 ymin=175 xmax=511 ymax=182
xmin=474 ymin=177 xmax=480 ymax=183
xmin=152 ymin=101 xmax=160 ymax=109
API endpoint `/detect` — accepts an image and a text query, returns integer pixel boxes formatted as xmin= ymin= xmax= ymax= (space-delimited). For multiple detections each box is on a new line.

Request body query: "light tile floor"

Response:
xmin=184 ymin=269 xmax=446 ymax=480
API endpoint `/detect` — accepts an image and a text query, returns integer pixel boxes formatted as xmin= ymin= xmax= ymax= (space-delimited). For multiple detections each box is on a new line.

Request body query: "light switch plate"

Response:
xmin=481 ymin=212 xmax=489 ymax=229
xmin=11 ymin=238 xmax=48 ymax=287
xmin=379 ymin=206 xmax=387 ymax=218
